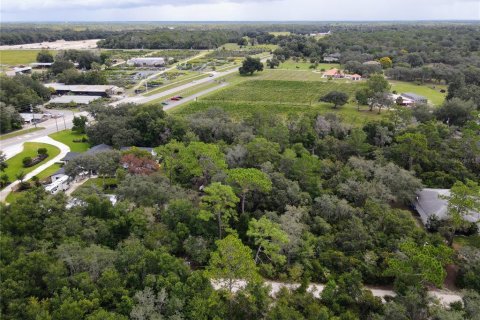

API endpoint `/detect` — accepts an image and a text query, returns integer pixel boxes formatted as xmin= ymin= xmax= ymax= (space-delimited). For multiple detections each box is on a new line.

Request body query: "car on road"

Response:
xmin=170 ymin=97 xmax=180 ymax=101
xmin=161 ymin=101 xmax=169 ymax=105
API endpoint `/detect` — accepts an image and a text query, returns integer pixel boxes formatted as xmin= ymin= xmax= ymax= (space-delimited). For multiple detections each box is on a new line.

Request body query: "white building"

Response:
xmin=127 ymin=57 xmax=166 ymax=67
xmin=45 ymin=175 xmax=70 ymax=194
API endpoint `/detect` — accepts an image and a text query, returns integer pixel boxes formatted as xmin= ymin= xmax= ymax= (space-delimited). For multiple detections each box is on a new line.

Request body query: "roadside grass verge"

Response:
xmin=147 ymin=81 xmax=221 ymax=106
xmin=144 ymin=73 xmax=209 ymax=96
xmin=1 ymin=142 xmax=60 ymax=188
xmin=49 ymin=130 xmax=89 ymax=152
xmin=0 ymin=127 xmax=45 ymax=140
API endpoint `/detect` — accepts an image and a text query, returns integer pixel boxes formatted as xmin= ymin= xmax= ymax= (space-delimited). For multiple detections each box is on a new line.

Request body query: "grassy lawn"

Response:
xmin=0 ymin=127 xmax=44 ymax=140
xmin=0 ymin=50 xmax=57 ymax=65
xmin=278 ymin=60 xmax=340 ymax=71
xmin=2 ymin=142 xmax=60 ymax=187
xmin=49 ymin=130 xmax=89 ymax=152
xmin=390 ymin=81 xmax=446 ymax=106
xmin=454 ymin=235 xmax=480 ymax=249
xmin=204 ymin=80 xmax=363 ymax=105
xmin=34 ymin=163 xmax=63 ymax=180
xmin=72 ymin=177 xmax=118 ymax=197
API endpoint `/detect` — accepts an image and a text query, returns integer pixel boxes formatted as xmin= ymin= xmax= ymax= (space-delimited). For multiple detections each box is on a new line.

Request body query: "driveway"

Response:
xmin=0 ymin=136 xmax=70 ymax=203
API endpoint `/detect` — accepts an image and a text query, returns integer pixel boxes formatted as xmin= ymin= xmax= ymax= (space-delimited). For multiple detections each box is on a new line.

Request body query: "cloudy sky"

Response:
xmin=2 ymin=0 xmax=479 ymax=21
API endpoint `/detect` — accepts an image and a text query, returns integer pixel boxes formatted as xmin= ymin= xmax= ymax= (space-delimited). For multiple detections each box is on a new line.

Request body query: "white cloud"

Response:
xmin=1 ymin=0 xmax=479 ymax=21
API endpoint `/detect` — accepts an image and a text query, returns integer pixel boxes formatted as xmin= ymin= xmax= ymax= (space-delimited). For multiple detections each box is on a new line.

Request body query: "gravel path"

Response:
xmin=211 ymin=279 xmax=463 ymax=306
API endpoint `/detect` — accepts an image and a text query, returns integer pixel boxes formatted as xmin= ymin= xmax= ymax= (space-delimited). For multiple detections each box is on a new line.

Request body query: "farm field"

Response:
xmin=144 ymin=72 xmax=210 ymax=96
xmin=390 ymin=81 xmax=446 ymax=106
xmin=49 ymin=130 xmax=90 ymax=152
xmin=204 ymin=80 xmax=363 ymax=105
xmin=1 ymin=142 xmax=60 ymax=188
xmin=171 ymin=100 xmax=384 ymax=125
xmin=0 ymin=49 xmax=57 ymax=65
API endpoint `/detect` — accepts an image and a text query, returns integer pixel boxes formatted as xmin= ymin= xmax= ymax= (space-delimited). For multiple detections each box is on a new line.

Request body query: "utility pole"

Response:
xmin=54 ymin=116 xmax=59 ymax=132
xmin=62 ymin=113 xmax=67 ymax=130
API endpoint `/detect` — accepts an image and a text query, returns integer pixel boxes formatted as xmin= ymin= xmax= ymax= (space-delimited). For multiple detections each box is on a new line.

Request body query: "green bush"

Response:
xmin=37 ymin=148 xmax=48 ymax=155
xmin=22 ymin=157 xmax=32 ymax=167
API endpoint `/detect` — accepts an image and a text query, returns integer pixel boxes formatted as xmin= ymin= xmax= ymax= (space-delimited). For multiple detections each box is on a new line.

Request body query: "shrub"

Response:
xmin=37 ymin=148 xmax=48 ymax=155
xmin=22 ymin=157 xmax=32 ymax=167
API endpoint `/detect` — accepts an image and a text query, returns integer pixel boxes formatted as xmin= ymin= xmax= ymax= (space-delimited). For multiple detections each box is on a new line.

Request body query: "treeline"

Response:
xmin=98 ymin=29 xmax=242 ymax=49
xmin=0 ymin=28 xmax=117 ymax=45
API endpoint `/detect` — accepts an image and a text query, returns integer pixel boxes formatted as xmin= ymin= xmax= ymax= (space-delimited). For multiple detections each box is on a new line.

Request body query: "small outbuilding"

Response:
xmin=401 ymin=93 xmax=428 ymax=105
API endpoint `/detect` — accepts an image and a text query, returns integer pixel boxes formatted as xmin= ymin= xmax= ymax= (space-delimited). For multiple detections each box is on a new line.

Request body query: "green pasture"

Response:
xmin=390 ymin=81 xmax=446 ymax=106
xmin=0 ymin=50 xmax=57 ymax=66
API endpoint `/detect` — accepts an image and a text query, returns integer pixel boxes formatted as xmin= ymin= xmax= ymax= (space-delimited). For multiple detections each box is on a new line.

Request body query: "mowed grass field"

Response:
xmin=204 ymin=80 xmax=363 ymax=105
xmin=277 ymin=60 xmax=339 ymax=71
xmin=390 ymin=81 xmax=446 ymax=106
xmin=0 ymin=50 xmax=57 ymax=65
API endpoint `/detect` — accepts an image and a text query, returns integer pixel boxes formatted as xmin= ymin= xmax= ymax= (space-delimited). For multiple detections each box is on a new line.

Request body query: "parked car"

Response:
xmin=170 ymin=97 xmax=180 ymax=101
xmin=161 ymin=102 xmax=168 ymax=106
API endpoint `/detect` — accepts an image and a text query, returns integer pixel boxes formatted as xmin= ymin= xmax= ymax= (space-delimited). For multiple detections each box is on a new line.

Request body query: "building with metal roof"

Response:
xmin=414 ymin=188 xmax=480 ymax=229
xmin=127 ymin=57 xmax=166 ymax=67
xmin=45 ymin=83 xmax=122 ymax=97
xmin=401 ymin=93 xmax=428 ymax=104
xmin=48 ymin=95 xmax=102 ymax=105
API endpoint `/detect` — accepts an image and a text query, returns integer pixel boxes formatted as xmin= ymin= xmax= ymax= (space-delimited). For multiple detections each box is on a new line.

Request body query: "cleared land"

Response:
xmin=0 ymin=39 xmax=100 ymax=50
xmin=49 ymin=130 xmax=90 ymax=152
xmin=0 ymin=50 xmax=57 ymax=65
xmin=1 ymin=142 xmax=60 ymax=186
xmin=390 ymin=81 xmax=446 ymax=106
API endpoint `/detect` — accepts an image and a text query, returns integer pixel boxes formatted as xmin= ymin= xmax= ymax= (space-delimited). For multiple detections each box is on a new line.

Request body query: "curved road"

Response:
xmin=0 ymin=136 xmax=70 ymax=202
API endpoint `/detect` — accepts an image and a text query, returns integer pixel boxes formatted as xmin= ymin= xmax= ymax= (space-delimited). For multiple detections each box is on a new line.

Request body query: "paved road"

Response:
xmin=212 ymin=279 xmax=463 ymax=306
xmin=163 ymin=82 xmax=229 ymax=111
xmin=111 ymin=67 xmax=238 ymax=107
xmin=0 ymin=136 xmax=70 ymax=202
xmin=0 ymin=110 xmax=82 ymax=158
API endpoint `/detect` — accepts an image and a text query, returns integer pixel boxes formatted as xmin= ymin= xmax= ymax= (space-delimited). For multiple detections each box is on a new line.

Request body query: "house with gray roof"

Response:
xmin=414 ymin=188 xmax=480 ymax=231
xmin=401 ymin=93 xmax=428 ymax=104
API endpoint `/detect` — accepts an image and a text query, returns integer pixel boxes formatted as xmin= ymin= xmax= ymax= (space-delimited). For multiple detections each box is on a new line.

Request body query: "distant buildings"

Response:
xmin=48 ymin=95 xmax=102 ymax=106
xmin=322 ymin=68 xmax=362 ymax=81
xmin=127 ymin=57 xmax=166 ymax=67
xmin=45 ymin=83 xmax=123 ymax=97
xmin=5 ymin=66 xmax=32 ymax=77
xmin=323 ymin=53 xmax=341 ymax=63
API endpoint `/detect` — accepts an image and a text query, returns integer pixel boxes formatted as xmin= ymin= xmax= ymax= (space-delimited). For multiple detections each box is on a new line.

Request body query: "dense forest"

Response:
xmin=0 ymin=27 xmax=118 ymax=46
xmin=2 ymin=99 xmax=479 ymax=318
xmin=97 ymin=30 xmax=242 ymax=50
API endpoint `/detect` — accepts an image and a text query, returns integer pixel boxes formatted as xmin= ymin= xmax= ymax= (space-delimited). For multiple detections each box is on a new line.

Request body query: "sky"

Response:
xmin=1 ymin=0 xmax=479 ymax=22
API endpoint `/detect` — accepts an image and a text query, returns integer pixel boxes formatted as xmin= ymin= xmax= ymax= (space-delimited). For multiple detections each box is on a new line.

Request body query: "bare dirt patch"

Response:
xmin=0 ymin=39 xmax=101 ymax=50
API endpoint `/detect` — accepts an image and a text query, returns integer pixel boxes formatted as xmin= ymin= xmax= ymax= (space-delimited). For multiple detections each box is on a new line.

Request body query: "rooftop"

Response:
xmin=45 ymin=83 xmax=120 ymax=93
xmin=401 ymin=92 xmax=428 ymax=101
xmin=49 ymin=95 xmax=102 ymax=104
xmin=414 ymin=188 xmax=480 ymax=225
